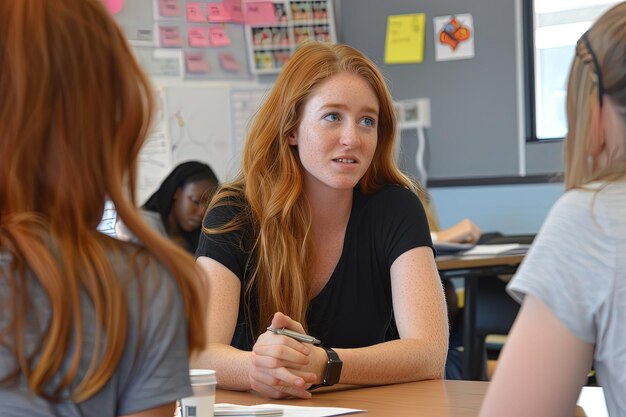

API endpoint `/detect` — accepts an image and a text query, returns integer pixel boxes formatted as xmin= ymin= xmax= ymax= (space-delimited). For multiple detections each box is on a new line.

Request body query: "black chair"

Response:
xmin=473 ymin=233 xmax=535 ymax=377
xmin=444 ymin=233 xmax=534 ymax=380
xmin=472 ymin=276 xmax=521 ymax=380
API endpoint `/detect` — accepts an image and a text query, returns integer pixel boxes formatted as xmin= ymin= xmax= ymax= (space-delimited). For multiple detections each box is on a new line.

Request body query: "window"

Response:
xmin=525 ymin=0 xmax=620 ymax=141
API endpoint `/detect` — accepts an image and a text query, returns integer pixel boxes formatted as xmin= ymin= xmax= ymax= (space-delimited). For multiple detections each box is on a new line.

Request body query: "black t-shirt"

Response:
xmin=196 ymin=184 xmax=433 ymax=350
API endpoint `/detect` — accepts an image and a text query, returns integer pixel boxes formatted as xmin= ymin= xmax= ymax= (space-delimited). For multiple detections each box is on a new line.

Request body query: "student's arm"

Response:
xmin=253 ymin=247 xmax=448 ymax=390
xmin=191 ymin=257 xmax=252 ymax=390
xmin=191 ymin=257 xmax=316 ymax=398
xmin=332 ymin=246 xmax=448 ymax=384
xmin=433 ymin=218 xmax=481 ymax=244
xmin=479 ymin=295 xmax=593 ymax=417
xmin=206 ymin=246 xmax=447 ymax=397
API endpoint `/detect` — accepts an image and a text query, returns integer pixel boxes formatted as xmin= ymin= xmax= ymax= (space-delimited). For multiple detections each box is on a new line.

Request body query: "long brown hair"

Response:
xmin=564 ymin=2 xmax=626 ymax=189
xmin=0 ymin=0 xmax=205 ymax=401
xmin=204 ymin=42 xmax=421 ymax=337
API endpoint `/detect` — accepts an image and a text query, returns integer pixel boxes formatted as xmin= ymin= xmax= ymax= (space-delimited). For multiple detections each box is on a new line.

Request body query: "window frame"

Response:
xmin=523 ymin=0 xmax=621 ymax=143
xmin=523 ymin=0 xmax=565 ymax=143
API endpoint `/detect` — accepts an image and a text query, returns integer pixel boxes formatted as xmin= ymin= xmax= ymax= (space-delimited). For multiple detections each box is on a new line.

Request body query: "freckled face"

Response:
xmin=288 ymin=73 xmax=379 ymax=195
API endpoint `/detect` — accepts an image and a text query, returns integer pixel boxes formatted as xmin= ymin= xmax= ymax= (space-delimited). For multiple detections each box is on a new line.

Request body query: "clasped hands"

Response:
xmin=249 ymin=312 xmax=326 ymax=399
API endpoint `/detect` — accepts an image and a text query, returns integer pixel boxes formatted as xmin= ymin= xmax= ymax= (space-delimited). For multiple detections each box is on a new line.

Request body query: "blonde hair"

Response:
xmin=0 ymin=0 xmax=205 ymax=401
xmin=205 ymin=42 xmax=421 ymax=337
xmin=564 ymin=2 xmax=626 ymax=189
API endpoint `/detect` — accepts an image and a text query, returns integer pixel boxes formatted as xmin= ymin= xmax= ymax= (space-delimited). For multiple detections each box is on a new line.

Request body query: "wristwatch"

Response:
xmin=309 ymin=346 xmax=343 ymax=390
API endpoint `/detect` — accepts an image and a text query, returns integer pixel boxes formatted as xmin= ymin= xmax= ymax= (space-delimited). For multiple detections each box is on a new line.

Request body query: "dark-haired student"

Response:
xmin=117 ymin=161 xmax=219 ymax=253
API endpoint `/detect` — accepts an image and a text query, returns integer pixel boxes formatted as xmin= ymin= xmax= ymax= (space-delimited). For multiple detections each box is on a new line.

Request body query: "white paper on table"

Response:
xmin=577 ymin=386 xmax=608 ymax=417
xmin=461 ymin=244 xmax=530 ymax=256
xmin=215 ymin=403 xmax=365 ymax=417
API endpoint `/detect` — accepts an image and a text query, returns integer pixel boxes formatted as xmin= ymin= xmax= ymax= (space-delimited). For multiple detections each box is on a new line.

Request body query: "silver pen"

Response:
xmin=267 ymin=327 xmax=321 ymax=345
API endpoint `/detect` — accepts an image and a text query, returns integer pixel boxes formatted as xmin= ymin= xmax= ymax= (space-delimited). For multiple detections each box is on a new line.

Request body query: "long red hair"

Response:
xmin=205 ymin=42 xmax=421 ymax=337
xmin=0 ymin=0 xmax=205 ymax=401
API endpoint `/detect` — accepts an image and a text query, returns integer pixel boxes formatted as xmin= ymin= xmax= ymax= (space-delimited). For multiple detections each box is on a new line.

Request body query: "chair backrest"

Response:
xmin=476 ymin=277 xmax=520 ymax=336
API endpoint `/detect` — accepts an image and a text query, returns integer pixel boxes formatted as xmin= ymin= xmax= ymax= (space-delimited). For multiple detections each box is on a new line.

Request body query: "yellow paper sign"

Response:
xmin=384 ymin=13 xmax=425 ymax=64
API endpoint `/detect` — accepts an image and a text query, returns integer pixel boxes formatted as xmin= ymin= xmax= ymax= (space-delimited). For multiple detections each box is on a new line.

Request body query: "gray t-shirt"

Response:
xmin=0 ymin=240 xmax=192 ymax=416
xmin=508 ymin=181 xmax=626 ymax=416
xmin=115 ymin=209 xmax=167 ymax=243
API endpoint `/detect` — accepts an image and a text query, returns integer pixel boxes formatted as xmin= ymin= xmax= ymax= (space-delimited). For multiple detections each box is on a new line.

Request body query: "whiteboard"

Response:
xmin=165 ymin=84 xmax=234 ymax=179
xmin=135 ymin=82 xmax=270 ymax=204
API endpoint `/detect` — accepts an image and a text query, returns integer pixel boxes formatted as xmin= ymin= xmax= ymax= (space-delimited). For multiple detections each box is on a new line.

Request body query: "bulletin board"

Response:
xmin=244 ymin=0 xmax=337 ymax=74
xmin=107 ymin=0 xmax=276 ymax=201
xmin=111 ymin=0 xmax=252 ymax=81
xmin=107 ymin=1 xmax=339 ymax=202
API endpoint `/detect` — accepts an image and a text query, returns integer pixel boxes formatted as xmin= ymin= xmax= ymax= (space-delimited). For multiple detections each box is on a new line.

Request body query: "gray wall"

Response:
xmin=338 ymin=0 xmax=563 ymax=181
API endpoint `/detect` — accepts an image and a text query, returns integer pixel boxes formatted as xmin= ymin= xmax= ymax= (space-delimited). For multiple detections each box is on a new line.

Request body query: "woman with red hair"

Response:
xmin=195 ymin=42 xmax=448 ymax=398
xmin=0 ymin=1 xmax=206 ymax=415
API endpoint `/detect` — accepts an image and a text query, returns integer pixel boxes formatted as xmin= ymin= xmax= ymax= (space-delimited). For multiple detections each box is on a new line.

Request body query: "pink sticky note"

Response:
xmin=244 ymin=1 xmax=277 ymax=25
xmin=207 ymin=2 xmax=230 ymax=22
xmin=224 ymin=0 xmax=244 ymax=23
xmin=219 ymin=52 xmax=240 ymax=72
xmin=102 ymin=0 xmax=124 ymax=15
xmin=188 ymin=27 xmax=210 ymax=47
xmin=158 ymin=0 xmax=181 ymax=17
xmin=209 ymin=26 xmax=231 ymax=46
xmin=185 ymin=52 xmax=210 ymax=73
xmin=159 ymin=25 xmax=183 ymax=47
xmin=186 ymin=2 xmax=206 ymax=22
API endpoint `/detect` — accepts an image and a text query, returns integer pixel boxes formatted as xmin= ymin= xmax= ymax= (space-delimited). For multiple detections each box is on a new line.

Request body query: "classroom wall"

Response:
xmin=121 ymin=0 xmax=564 ymax=233
xmin=337 ymin=0 xmax=565 ymax=233
xmin=429 ymin=182 xmax=563 ymax=235
xmin=338 ymin=0 xmax=564 ymax=180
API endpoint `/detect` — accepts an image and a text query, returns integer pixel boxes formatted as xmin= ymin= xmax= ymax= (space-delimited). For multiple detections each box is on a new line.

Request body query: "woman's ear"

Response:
xmin=173 ymin=187 xmax=182 ymax=200
xmin=588 ymin=99 xmax=605 ymax=158
xmin=288 ymin=132 xmax=298 ymax=146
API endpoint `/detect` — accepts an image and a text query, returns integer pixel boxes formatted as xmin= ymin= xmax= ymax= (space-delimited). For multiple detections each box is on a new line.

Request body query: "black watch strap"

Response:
xmin=309 ymin=346 xmax=343 ymax=391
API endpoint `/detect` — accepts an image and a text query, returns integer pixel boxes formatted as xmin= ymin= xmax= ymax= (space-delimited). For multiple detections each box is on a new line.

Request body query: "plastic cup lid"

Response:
xmin=189 ymin=369 xmax=217 ymax=385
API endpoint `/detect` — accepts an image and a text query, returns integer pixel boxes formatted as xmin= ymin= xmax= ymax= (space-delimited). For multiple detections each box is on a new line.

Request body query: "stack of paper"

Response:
xmin=215 ymin=404 xmax=283 ymax=416
xmin=461 ymin=243 xmax=530 ymax=256
xmin=214 ymin=403 xmax=365 ymax=417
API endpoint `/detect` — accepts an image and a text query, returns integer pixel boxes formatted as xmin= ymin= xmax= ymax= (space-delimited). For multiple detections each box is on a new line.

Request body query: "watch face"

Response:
xmin=324 ymin=348 xmax=343 ymax=386
xmin=326 ymin=357 xmax=343 ymax=385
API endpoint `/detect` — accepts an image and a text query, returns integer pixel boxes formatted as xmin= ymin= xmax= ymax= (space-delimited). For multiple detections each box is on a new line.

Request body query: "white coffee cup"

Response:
xmin=180 ymin=369 xmax=217 ymax=417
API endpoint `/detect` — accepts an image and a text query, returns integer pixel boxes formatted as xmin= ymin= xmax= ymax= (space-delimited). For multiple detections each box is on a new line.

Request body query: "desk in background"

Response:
xmin=436 ymin=252 xmax=526 ymax=380
xmin=216 ymin=380 xmax=606 ymax=417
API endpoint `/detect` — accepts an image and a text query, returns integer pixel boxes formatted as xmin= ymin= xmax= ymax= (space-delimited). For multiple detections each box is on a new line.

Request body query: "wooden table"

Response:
xmin=436 ymin=254 xmax=524 ymax=271
xmin=217 ymin=380 xmax=487 ymax=417
xmin=216 ymin=379 xmax=605 ymax=416
xmin=436 ymin=253 xmax=526 ymax=380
